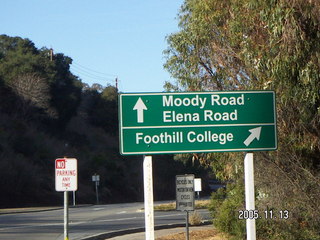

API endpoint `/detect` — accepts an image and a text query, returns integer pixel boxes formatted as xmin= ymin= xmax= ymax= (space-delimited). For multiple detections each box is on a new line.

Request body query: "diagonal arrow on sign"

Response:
xmin=133 ymin=97 xmax=147 ymax=123
xmin=244 ymin=127 xmax=262 ymax=146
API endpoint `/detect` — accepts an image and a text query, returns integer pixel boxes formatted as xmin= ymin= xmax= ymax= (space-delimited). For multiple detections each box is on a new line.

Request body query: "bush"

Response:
xmin=256 ymin=217 xmax=320 ymax=240
xmin=189 ymin=211 xmax=203 ymax=226
xmin=209 ymin=187 xmax=226 ymax=219
xmin=210 ymin=183 xmax=320 ymax=240
xmin=209 ymin=183 xmax=246 ymax=239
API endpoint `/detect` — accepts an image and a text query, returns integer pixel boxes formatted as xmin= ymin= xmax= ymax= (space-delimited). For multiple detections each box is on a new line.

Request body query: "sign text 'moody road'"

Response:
xmin=119 ymin=91 xmax=277 ymax=154
xmin=163 ymin=94 xmax=245 ymax=109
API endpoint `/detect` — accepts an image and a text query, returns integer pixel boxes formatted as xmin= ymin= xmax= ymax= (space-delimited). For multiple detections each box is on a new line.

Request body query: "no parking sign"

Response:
xmin=55 ymin=158 xmax=78 ymax=192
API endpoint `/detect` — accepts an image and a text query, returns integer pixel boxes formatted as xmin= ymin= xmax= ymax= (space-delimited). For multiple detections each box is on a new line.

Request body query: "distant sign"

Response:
xmin=92 ymin=174 xmax=100 ymax=182
xmin=55 ymin=158 xmax=78 ymax=192
xmin=176 ymin=175 xmax=195 ymax=211
xmin=119 ymin=91 xmax=277 ymax=155
xmin=194 ymin=178 xmax=202 ymax=192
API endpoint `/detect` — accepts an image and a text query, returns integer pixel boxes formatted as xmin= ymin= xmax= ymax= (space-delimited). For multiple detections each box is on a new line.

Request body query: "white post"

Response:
xmin=143 ymin=156 xmax=154 ymax=240
xmin=64 ymin=191 xmax=69 ymax=240
xmin=244 ymin=153 xmax=256 ymax=240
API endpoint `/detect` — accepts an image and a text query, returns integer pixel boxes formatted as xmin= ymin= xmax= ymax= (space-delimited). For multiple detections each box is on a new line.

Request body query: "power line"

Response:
xmin=70 ymin=61 xmax=119 ymax=88
xmin=49 ymin=49 xmax=119 ymax=88
xmin=71 ymin=65 xmax=114 ymax=82
xmin=72 ymin=61 xmax=117 ymax=77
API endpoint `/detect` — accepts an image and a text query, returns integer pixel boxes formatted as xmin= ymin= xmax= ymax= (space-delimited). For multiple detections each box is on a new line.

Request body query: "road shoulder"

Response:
xmin=106 ymin=225 xmax=214 ymax=240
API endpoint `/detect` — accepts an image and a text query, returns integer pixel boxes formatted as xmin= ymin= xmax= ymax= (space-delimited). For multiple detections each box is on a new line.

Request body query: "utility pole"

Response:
xmin=49 ymin=48 xmax=54 ymax=61
xmin=115 ymin=77 xmax=118 ymax=90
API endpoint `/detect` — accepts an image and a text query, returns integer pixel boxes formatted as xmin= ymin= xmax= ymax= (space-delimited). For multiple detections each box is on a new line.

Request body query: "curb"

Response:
xmin=0 ymin=204 xmax=92 ymax=215
xmin=81 ymin=221 xmax=212 ymax=240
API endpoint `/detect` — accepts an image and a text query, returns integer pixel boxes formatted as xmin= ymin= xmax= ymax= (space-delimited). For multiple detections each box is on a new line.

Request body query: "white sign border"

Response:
xmin=119 ymin=91 xmax=277 ymax=155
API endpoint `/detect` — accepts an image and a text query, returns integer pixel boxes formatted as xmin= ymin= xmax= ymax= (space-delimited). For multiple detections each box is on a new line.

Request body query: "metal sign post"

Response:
xmin=185 ymin=210 xmax=190 ymax=240
xmin=72 ymin=191 xmax=76 ymax=206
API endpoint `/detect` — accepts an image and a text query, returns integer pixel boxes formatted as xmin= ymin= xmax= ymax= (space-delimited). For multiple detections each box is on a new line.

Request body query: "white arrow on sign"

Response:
xmin=133 ymin=97 xmax=147 ymax=123
xmin=244 ymin=127 xmax=262 ymax=146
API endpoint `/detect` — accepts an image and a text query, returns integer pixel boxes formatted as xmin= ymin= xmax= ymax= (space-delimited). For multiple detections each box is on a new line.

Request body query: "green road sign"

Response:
xmin=119 ymin=91 xmax=277 ymax=155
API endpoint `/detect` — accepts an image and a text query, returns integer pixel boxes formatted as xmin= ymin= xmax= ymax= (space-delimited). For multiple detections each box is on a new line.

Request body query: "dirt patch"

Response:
xmin=156 ymin=229 xmax=229 ymax=240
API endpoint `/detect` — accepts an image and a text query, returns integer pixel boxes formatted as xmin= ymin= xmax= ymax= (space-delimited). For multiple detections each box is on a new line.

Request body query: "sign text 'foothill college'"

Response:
xmin=119 ymin=91 xmax=277 ymax=155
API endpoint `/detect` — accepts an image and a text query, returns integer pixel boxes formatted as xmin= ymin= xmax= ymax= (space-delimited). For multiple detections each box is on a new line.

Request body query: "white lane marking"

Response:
xmin=93 ymin=208 xmax=105 ymax=211
xmin=0 ymin=211 xmax=191 ymax=231
xmin=116 ymin=211 xmax=127 ymax=214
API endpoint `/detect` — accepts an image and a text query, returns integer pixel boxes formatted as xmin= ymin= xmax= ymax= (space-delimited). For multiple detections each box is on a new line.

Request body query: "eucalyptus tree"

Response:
xmin=164 ymin=1 xmax=320 ymax=238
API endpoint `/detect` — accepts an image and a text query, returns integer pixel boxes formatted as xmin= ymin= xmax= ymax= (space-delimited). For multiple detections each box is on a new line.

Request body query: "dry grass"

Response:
xmin=154 ymin=202 xmax=176 ymax=211
xmin=154 ymin=200 xmax=210 ymax=211
xmin=156 ymin=229 xmax=230 ymax=240
xmin=189 ymin=211 xmax=202 ymax=226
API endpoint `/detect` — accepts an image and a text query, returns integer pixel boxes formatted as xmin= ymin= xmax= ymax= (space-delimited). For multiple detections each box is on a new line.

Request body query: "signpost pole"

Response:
xmin=95 ymin=180 xmax=99 ymax=205
xmin=64 ymin=191 xmax=69 ymax=240
xmin=185 ymin=211 xmax=190 ymax=240
xmin=244 ymin=153 xmax=256 ymax=240
xmin=143 ymin=155 xmax=154 ymax=240
xmin=73 ymin=191 xmax=76 ymax=206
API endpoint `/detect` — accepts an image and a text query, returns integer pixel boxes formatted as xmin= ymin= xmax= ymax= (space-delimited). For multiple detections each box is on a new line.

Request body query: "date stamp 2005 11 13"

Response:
xmin=238 ymin=210 xmax=289 ymax=220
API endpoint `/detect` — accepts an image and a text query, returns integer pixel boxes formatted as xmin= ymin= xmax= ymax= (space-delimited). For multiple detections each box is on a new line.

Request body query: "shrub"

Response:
xmin=189 ymin=210 xmax=203 ymax=226
xmin=209 ymin=183 xmax=246 ymax=239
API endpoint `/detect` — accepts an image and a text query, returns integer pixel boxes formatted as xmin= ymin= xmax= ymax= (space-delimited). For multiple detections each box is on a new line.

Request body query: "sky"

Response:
xmin=1 ymin=0 xmax=184 ymax=92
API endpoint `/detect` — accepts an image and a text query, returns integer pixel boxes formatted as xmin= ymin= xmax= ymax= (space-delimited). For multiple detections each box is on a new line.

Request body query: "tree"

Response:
xmin=163 ymin=0 xmax=252 ymax=91
xmin=0 ymin=35 xmax=82 ymax=125
xmin=48 ymin=53 xmax=82 ymax=126
xmin=80 ymin=85 xmax=118 ymax=133
xmin=164 ymin=0 xmax=320 ymax=238
xmin=10 ymin=73 xmax=50 ymax=117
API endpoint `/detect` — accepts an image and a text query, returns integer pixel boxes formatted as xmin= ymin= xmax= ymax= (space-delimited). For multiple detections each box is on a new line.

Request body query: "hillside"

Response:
xmin=0 ymin=35 xmax=211 ymax=207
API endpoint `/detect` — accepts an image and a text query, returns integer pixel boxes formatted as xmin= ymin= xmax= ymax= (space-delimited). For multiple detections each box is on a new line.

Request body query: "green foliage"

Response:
xmin=209 ymin=184 xmax=245 ymax=239
xmin=255 ymin=213 xmax=320 ymax=240
xmin=163 ymin=0 xmax=252 ymax=91
xmin=209 ymin=187 xmax=226 ymax=219
xmin=89 ymin=85 xmax=118 ymax=133
xmin=165 ymin=0 xmax=320 ymax=239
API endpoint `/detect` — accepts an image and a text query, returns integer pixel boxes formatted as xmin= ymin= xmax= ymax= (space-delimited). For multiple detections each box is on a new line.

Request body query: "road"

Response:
xmin=0 ymin=202 xmax=211 ymax=240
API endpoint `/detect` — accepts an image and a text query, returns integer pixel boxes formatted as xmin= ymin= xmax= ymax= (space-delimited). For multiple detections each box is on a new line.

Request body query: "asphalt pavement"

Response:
xmin=0 ymin=203 xmax=211 ymax=240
